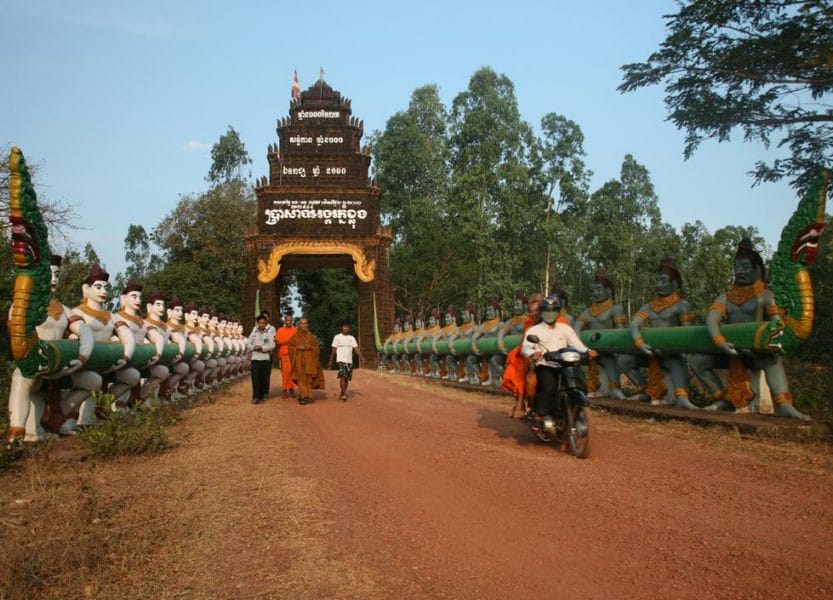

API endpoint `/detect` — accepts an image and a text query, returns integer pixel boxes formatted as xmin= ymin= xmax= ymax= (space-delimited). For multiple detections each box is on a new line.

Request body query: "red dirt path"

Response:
xmin=3 ymin=368 xmax=832 ymax=599
xmin=262 ymin=369 xmax=833 ymax=599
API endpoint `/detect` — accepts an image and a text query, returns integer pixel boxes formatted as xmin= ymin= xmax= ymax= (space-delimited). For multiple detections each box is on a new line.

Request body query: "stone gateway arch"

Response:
xmin=243 ymin=78 xmax=394 ymax=365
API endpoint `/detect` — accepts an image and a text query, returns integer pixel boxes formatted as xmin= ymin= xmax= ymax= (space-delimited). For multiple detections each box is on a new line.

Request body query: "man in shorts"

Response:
xmin=329 ymin=321 xmax=363 ymax=401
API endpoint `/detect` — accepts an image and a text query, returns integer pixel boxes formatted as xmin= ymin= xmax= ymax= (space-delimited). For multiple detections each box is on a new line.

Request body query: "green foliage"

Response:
xmin=619 ymin=0 xmax=833 ymax=193
xmin=76 ymin=392 xmax=176 ymax=458
xmin=149 ymin=180 xmax=255 ymax=316
xmin=207 ymin=126 xmax=252 ymax=184
xmin=53 ymin=245 xmax=106 ymax=308
xmin=0 ymin=355 xmax=22 ymax=469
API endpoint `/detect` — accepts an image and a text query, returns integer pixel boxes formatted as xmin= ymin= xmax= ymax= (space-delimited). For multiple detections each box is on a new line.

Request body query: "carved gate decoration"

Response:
xmin=244 ymin=78 xmax=394 ymax=365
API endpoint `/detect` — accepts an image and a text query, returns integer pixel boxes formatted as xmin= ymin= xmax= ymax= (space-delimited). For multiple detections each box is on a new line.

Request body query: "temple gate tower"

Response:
xmin=244 ymin=77 xmax=394 ymax=365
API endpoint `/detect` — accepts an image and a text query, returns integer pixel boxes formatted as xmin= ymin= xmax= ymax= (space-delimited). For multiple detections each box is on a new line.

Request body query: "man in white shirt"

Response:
xmin=521 ymin=296 xmax=596 ymax=422
xmin=329 ymin=321 xmax=363 ymax=401
xmin=248 ymin=314 xmax=276 ymax=404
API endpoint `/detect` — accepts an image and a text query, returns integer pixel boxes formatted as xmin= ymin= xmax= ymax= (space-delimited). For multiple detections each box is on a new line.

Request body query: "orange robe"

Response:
xmin=275 ymin=325 xmax=297 ymax=391
xmin=500 ymin=316 xmax=538 ymax=398
xmin=288 ymin=329 xmax=326 ymax=398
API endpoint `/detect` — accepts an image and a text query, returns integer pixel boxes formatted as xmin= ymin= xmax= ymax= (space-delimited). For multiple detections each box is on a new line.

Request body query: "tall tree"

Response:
xmin=540 ymin=113 xmax=592 ymax=304
xmin=150 ymin=180 xmax=255 ymax=315
xmin=207 ymin=126 xmax=252 ymax=185
xmin=449 ymin=67 xmax=547 ymax=304
xmin=372 ymin=85 xmax=457 ymax=316
xmin=619 ymin=0 xmax=833 ymax=192
xmin=584 ymin=155 xmax=666 ymax=314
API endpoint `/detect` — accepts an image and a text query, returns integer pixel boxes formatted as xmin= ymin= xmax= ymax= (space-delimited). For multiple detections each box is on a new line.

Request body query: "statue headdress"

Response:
xmin=84 ymin=263 xmax=110 ymax=286
xmin=735 ymin=237 xmax=766 ymax=282
xmin=146 ymin=290 xmax=165 ymax=305
xmin=594 ymin=266 xmax=615 ymax=296
xmin=168 ymin=296 xmax=184 ymax=309
xmin=50 ymin=254 xmax=62 ymax=267
xmin=122 ymin=278 xmax=143 ymax=295
xmin=657 ymin=256 xmax=682 ymax=291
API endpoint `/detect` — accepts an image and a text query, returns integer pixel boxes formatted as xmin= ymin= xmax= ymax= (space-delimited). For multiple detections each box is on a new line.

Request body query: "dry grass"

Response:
xmin=0 ymin=382 xmax=397 ymax=600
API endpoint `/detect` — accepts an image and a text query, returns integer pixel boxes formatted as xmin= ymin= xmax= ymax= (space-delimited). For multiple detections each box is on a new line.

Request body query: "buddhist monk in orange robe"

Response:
xmin=501 ymin=294 xmax=542 ymax=417
xmin=288 ymin=318 xmax=325 ymax=404
xmin=275 ymin=314 xmax=298 ymax=397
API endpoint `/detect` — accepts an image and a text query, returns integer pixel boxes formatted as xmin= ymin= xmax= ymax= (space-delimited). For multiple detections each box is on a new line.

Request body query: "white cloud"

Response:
xmin=184 ymin=141 xmax=210 ymax=152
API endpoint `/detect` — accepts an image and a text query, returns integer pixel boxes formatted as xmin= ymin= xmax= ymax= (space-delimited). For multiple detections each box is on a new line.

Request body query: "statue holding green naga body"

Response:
xmin=575 ymin=268 xmax=627 ymax=400
xmin=620 ymin=257 xmax=698 ymax=409
xmin=467 ymin=296 xmax=502 ymax=386
xmin=691 ymin=238 xmax=810 ymax=420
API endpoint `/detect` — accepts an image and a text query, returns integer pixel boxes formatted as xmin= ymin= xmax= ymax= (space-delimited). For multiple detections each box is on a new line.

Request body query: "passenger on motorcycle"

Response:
xmin=521 ymin=296 xmax=597 ymax=424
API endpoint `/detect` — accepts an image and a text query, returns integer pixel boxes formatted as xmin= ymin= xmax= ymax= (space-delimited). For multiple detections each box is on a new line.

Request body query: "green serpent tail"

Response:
xmin=8 ymin=147 xmax=52 ymax=377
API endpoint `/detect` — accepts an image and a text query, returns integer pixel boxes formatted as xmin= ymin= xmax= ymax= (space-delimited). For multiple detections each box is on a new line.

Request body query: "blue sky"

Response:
xmin=2 ymin=0 xmax=796 ymax=278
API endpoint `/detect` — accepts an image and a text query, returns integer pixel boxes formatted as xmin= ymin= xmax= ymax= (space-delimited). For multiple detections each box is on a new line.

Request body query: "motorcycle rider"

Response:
xmin=521 ymin=296 xmax=596 ymax=429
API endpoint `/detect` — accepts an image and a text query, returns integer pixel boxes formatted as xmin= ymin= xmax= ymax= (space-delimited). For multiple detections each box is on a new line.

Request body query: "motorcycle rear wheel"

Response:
xmin=566 ymin=405 xmax=592 ymax=459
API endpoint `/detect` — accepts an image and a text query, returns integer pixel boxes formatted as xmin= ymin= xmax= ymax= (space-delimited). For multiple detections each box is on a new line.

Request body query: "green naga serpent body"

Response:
xmin=375 ymin=171 xmax=828 ymax=358
xmin=8 ymin=147 xmax=204 ymax=378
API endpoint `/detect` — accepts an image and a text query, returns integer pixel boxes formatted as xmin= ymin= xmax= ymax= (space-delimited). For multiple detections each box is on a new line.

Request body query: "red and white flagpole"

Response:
xmin=291 ymin=70 xmax=300 ymax=99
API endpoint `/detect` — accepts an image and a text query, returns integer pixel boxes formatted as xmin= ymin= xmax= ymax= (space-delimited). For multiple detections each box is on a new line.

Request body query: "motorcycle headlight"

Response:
xmin=560 ymin=350 xmax=581 ymax=363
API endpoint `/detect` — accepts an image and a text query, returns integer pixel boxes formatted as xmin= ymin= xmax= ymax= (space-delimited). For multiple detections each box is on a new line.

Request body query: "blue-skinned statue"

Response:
xmin=690 ymin=238 xmax=809 ymax=420
xmin=447 ymin=302 xmax=478 ymax=382
xmin=575 ymin=268 xmax=627 ymax=400
xmin=623 ymin=257 xmax=698 ymax=409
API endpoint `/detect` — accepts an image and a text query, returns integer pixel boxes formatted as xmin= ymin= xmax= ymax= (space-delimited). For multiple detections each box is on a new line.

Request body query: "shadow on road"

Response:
xmin=476 ymin=407 xmax=540 ymax=447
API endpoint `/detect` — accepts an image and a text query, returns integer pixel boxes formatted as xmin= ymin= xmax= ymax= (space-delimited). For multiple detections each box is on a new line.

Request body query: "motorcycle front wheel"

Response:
xmin=566 ymin=405 xmax=592 ymax=459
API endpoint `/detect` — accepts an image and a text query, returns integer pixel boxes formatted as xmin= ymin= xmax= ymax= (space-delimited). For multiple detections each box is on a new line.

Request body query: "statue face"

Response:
xmin=655 ymin=273 xmax=677 ymax=297
xmin=219 ymin=319 xmax=228 ymax=330
xmin=84 ymin=280 xmax=109 ymax=305
xmin=512 ymin=299 xmax=525 ymax=316
xmin=733 ymin=258 xmax=759 ymax=286
xmin=485 ymin=305 xmax=496 ymax=320
xmin=169 ymin=306 xmax=184 ymax=322
xmin=199 ymin=313 xmax=210 ymax=327
xmin=50 ymin=265 xmax=61 ymax=292
xmin=591 ymin=283 xmax=610 ymax=303
xmin=209 ymin=316 xmax=218 ymax=329
xmin=462 ymin=311 xmax=471 ymax=323
xmin=122 ymin=290 xmax=142 ymax=312
xmin=428 ymin=316 xmax=437 ymax=327
xmin=186 ymin=310 xmax=198 ymax=324
xmin=415 ymin=318 xmax=423 ymax=329
xmin=403 ymin=321 xmax=412 ymax=331
xmin=444 ymin=313 xmax=454 ymax=326
xmin=149 ymin=299 xmax=165 ymax=319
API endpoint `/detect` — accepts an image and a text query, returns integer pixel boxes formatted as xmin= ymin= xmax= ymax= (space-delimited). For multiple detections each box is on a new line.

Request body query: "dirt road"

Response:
xmin=3 ymin=369 xmax=832 ymax=599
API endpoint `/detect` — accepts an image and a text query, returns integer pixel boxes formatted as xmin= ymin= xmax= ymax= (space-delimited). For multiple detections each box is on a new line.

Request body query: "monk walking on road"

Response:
xmin=275 ymin=314 xmax=298 ymax=398
xmin=288 ymin=317 xmax=325 ymax=405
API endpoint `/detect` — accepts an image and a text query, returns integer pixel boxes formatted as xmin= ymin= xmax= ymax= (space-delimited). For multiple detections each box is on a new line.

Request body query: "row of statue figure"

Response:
xmin=6 ymin=259 xmax=251 ymax=443
xmin=380 ymin=237 xmax=809 ymax=420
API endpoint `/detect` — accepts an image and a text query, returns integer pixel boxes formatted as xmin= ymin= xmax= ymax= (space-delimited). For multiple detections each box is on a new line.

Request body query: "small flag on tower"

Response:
xmin=291 ymin=71 xmax=300 ymax=99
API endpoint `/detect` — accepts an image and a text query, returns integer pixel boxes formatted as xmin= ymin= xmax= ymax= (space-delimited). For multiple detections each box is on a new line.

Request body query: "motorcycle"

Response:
xmin=524 ymin=335 xmax=593 ymax=459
